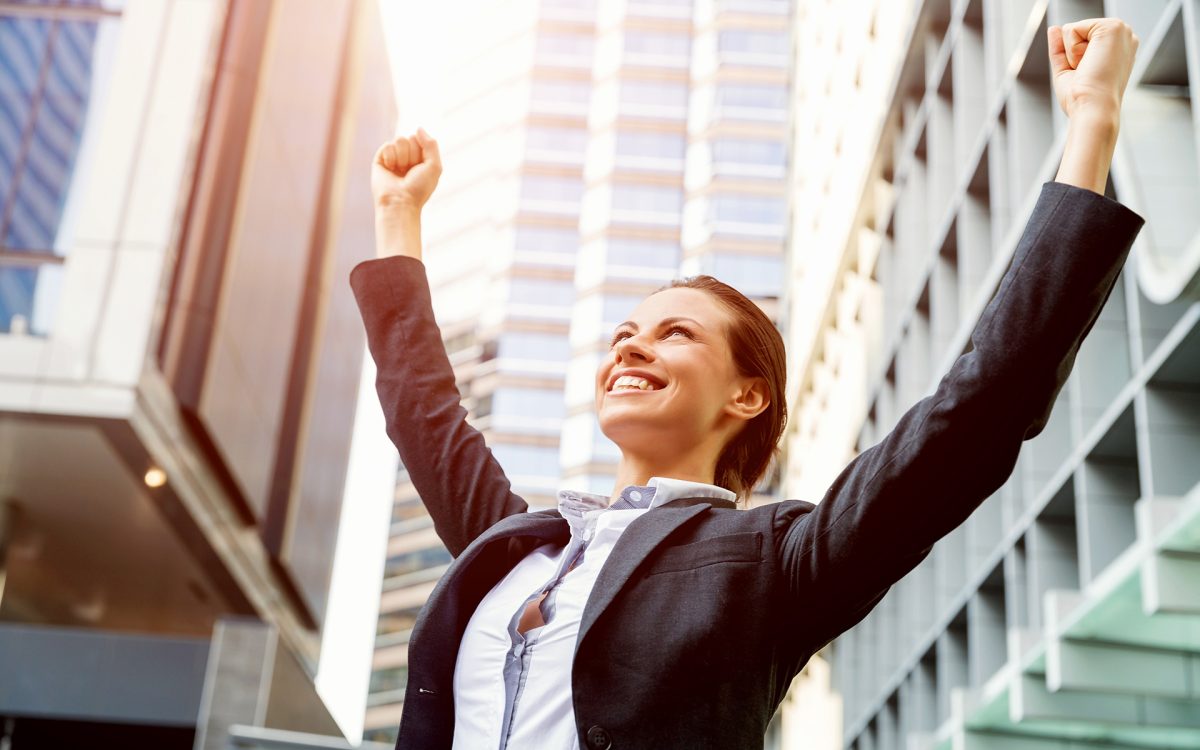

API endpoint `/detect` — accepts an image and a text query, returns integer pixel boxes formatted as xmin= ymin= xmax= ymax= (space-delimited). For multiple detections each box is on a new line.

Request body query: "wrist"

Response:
xmin=1069 ymin=98 xmax=1121 ymax=135
xmin=374 ymin=204 xmax=423 ymax=260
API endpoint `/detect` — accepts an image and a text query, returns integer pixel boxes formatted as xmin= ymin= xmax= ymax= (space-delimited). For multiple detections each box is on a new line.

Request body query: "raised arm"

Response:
xmin=351 ymin=129 xmax=527 ymax=556
xmin=776 ymin=19 xmax=1144 ymax=645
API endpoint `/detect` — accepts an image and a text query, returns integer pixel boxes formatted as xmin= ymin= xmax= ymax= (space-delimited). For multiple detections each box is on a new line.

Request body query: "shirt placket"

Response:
xmin=494 ymin=486 xmax=656 ymax=750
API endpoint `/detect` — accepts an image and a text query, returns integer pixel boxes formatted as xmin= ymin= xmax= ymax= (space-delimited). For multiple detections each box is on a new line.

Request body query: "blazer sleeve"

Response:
xmin=775 ymin=181 xmax=1146 ymax=646
xmin=350 ymin=254 xmax=529 ymax=556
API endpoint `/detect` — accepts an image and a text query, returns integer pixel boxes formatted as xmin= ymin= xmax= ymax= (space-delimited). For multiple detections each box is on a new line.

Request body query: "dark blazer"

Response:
xmin=350 ymin=181 xmax=1144 ymax=750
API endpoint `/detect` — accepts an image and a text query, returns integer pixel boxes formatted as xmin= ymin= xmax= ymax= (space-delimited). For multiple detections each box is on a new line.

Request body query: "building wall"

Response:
xmin=0 ymin=0 xmax=395 ymax=743
xmin=781 ymin=0 xmax=1200 ymax=748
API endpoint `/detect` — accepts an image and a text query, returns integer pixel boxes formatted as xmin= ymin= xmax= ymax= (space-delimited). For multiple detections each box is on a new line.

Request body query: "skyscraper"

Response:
xmin=783 ymin=0 xmax=1200 ymax=747
xmin=0 ymin=0 xmax=396 ymax=746
xmin=366 ymin=0 xmax=795 ymax=739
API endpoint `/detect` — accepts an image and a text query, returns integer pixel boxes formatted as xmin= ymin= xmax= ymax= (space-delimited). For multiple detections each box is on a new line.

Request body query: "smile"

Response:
xmin=608 ymin=375 xmax=662 ymax=393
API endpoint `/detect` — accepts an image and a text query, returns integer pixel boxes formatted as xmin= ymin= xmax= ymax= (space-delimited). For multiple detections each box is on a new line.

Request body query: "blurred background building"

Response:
xmin=783 ymin=0 xmax=1200 ymax=748
xmin=0 ymin=0 xmax=396 ymax=747
xmin=365 ymin=0 xmax=795 ymax=741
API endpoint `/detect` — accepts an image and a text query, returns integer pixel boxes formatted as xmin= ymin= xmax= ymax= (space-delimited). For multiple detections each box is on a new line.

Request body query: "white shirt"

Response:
xmin=450 ymin=476 xmax=738 ymax=750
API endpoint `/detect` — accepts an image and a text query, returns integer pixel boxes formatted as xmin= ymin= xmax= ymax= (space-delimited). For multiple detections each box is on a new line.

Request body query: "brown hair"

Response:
xmin=653 ymin=275 xmax=787 ymax=501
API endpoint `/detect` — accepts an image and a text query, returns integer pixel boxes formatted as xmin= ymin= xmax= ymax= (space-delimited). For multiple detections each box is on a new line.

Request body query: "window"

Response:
xmin=623 ymin=30 xmax=691 ymax=63
xmin=697 ymin=253 xmax=783 ymax=297
xmin=535 ymin=32 xmax=594 ymax=68
xmin=509 ymin=277 xmax=576 ymax=307
xmin=612 ymin=183 xmax=683 ymax=219
xmin=491 ymin=444 xmax=562 ymax=477
xmin=717 ymin=29 xmax=789 ymax=62
xmin=1 ymin=5 xmax=121 ymax=334
xmin=384 ymin=546 xmax=452 ymax=580
xmin=714 ymin=82 xmax=788 ymax=121
xmin=711 ymin=193 xmax=787 ymax=225
xmin=497 ymin=331 xmax=572 ymax=362
xmin=492 ymin=387 xmax=567 ymax=420
xmin=519 ymin=174 xmax=584 ymax=212
xmin=618 ymin=80 xmax=688 ymax=118
xmin=606 ymin=238 xmax=679 ymax=267
xmin=531 ymin=78 xmax=591 ymax=113
xmin=615 ymin=130 xmax=686 ymax=160
xmin=601 ymin=293 xmax=644 ymax=325
xmin=514 ymin=225 xmax=578 ymax=254
xmin=712 ymin=138 xmax=787 ymax=167
xmin=526 ymin=125 xmax=589 ymax=157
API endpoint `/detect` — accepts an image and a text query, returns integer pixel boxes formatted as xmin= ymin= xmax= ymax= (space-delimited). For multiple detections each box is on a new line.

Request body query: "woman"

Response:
xmin=353 ymin=19 xmax=1144 ymax=750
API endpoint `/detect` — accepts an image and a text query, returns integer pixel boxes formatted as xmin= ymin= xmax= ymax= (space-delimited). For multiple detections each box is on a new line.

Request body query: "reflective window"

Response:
xmin=601 ymin=293 xmax=644 ymax=325
xmin=611 ymin=183 xmax=682 ymax=218
xmin=695 ymin=252 xmax=783 ymax=297
xmin=384 ymin=546 xmax=452 ymax=580
xmin=1 ymin=6 xmax=120 ymax=334
xmin=711 ymin=193 xmax=787 ymax=225
xmin=527 ymin=125 xmax=589 ymax=157
xmin=712 ymin=137 xmax=787 ymax=167
xmin=531 ymin=78 xmax=591 ymax=114
xmin=717 ymin=29 xmax=789 ymax=64
xmin=514 ymin=225 xmax=578 ymax=254
xmin=492 ymin=386 xmax=567 ymax=420
xmin=509 ymin=276 xmax=576 ymax=307
xmin=492 ymin=444 xmax=562 ymax=477
xmin=519 ymin=174 xmax=584 ymax=212
xmin=623 ymin=30 xmax=691 ymax=63
xmin=615 ymin=130 xmax=686 ymax=160
xmin=535 ymin=32 xmax=595 ymax=68
xmin=714 ymin=82 xmax=788 ymax=121
xmin=606 ymin=237 xmax=679 ymax=268
xmin=498 ymin=331 xmax=572 ymax=362
xmin=618 ymin=80 xmax=688 ymax=118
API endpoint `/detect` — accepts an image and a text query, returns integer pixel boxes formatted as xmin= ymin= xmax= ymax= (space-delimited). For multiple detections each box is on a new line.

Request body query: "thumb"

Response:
xmin=1047 ymin=25 xmax=1071 ymax=75
xmin=415 ymin=127 xmax=441 ymax=170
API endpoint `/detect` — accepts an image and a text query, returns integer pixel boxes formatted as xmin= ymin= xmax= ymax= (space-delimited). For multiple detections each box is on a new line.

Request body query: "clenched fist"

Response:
xmin=1048 ymin=18 xmax=1139 ymax=120
xmin=372 ymin=128 xmax=442 ymax=212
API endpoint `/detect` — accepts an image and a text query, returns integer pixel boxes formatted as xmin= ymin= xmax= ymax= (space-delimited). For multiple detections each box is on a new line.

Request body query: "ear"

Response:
xmin=723 ymin=375 xmax=770 ymax=423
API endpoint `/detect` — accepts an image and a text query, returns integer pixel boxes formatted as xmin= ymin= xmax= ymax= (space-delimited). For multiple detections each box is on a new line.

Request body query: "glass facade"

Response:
xmin=0 ymin=3 xmax=118 ymax=335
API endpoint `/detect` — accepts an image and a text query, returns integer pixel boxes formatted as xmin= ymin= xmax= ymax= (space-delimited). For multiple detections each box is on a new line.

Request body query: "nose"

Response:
xmin=614 ymin=333 xmax=653 ymax=363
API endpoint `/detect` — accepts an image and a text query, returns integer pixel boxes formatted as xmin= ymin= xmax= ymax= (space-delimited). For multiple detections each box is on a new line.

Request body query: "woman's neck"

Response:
xmin=610 ymin=453 xmax=718 ymax=505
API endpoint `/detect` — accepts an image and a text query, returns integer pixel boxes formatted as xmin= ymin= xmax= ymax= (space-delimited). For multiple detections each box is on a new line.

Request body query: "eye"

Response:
xmin=609 ymin=321 xmax=696 ymax=345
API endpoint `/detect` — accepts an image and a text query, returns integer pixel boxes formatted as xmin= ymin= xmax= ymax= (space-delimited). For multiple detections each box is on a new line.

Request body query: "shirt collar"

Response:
xmin=556 ymin=476 xmax=736 ymax=538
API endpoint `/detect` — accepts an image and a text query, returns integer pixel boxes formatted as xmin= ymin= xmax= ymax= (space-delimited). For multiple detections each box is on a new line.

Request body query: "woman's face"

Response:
xmin=595 ymin=287 xmax=757 ymax=455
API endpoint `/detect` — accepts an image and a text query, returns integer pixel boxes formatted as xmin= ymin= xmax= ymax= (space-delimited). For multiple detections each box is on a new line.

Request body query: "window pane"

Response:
xmin=612 ymin=184 xmax=682 ymax=214
xmin=1 ymin=14 xmax=110 ymax=252
xmin=514 ymin=226 xmax=579 ymax=254
xmin=712 ymin=193 xmax=787 ymax=224
xmin=509 ymin=277 xmax=576 ymax=307
xmin=614 ymin=130 xmax=686 ymax=160
xmin=497 ymin=331 xmax=572 ymax=362
xmin=491 ymin=444 xmax=562 ymax=477
xmin=606 ymin=237 xmax=679 ymax=267
xmin=492 ymin=387 xmax=567 ymax=419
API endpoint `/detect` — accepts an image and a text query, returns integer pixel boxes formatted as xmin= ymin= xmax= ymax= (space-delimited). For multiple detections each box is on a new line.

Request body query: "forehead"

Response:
xmin=623 ymin=287 xmax=730 ymax=329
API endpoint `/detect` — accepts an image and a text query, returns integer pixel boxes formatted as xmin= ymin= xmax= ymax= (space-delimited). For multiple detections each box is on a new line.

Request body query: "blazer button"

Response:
xmin=586 ymin=725 xmax=612 ymax=749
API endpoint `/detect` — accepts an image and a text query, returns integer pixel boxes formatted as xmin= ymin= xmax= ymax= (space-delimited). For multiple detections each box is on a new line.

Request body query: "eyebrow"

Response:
xmin=613 ymin=316 xmax=705 ymax=333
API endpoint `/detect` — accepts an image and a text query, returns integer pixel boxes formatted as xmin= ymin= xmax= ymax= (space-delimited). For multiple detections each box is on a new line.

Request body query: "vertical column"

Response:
xmin=193 ymin=617 xmax=278 ymax=750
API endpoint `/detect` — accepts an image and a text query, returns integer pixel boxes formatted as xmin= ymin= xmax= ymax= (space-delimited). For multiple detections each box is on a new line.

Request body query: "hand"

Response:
xmin=1048 ymin=18 xmax=1139 ymax=122
xmin=372 ymin=127 xmax=442 ymax=212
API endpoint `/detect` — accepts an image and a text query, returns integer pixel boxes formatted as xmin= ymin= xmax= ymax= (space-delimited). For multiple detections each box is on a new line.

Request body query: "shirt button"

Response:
xmin=586 ymin=725 xmax=612 ymax=749
xmin=629 ymin=490 xmax=642 ymax=502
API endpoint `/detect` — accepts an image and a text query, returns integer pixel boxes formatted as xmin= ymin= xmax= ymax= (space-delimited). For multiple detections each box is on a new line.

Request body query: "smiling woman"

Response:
xmin=352 ymin=17 xmax=1147 ymax=749
xmin=596 ymin=276 xmax=786 ymax=500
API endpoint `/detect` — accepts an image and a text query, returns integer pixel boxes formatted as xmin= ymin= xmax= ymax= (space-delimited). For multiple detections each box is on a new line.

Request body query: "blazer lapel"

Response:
xmin=575 ymin=499 xmax=714 ymax=653
xmin=408 ymin=509 xmax=569 ymax=674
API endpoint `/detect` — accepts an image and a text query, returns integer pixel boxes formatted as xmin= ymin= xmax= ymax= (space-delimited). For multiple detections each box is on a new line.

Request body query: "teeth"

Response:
xmin=611 ymin=375 xmax=659 ymax=391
